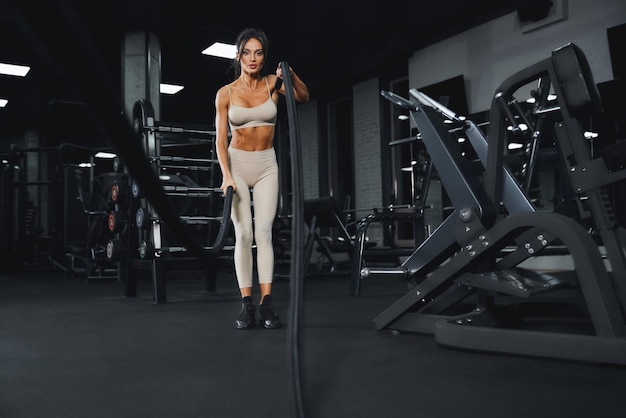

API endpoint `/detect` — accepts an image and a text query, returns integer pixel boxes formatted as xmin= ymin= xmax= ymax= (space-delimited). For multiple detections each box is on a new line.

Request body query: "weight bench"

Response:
xmin=303 ymin=196 xmax=353 ymax=274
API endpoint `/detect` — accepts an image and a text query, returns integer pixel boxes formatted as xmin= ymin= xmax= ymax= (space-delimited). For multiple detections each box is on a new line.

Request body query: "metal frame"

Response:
xmin=371 ymin=43 xmax=626 ymax=365
xmin=123 ymin=99 xmax=233 ymax=303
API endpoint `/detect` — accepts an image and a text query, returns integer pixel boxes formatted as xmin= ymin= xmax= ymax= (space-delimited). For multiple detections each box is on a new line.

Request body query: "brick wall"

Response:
xmin=352 ymin=78 xmax=383 ymax=244
xmin=298 ymin=100 xmax=319 ymax=200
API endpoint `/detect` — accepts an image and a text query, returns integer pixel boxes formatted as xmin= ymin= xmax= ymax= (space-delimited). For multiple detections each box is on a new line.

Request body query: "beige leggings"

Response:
xmin=228 ymin=147 xmax=279 ymax=288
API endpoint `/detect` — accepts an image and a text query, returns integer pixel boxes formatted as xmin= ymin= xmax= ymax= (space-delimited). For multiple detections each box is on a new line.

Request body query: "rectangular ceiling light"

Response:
xmin=0 ymin=62 xmax=31 ymax=77
xmin=160 ymin=83 xmax=184 ymax=95
xmin=0 ymin=99 xmax=7 ymax=107
xmin=94 ymin=152 xmax=117 ymax=159
xmin=202 ymin=42 xmax=237 ymax=59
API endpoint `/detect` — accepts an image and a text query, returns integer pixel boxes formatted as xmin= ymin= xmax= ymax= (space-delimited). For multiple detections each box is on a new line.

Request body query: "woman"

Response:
xmin=214 ymin=28 xmax=310 ymax=329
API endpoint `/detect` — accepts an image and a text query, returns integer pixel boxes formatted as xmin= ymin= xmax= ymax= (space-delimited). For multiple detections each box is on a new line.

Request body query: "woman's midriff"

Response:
xmin=230 ymin=125 xmax=275 ymax=151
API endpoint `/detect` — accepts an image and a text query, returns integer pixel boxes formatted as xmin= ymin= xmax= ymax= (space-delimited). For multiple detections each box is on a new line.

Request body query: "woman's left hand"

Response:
xmin=276 ymin=65 xmax=294 ymax=80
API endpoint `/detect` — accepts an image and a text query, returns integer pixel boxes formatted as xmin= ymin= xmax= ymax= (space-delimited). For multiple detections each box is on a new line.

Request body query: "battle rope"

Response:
xmin=280 ymin=61 xmax=308 ymax=418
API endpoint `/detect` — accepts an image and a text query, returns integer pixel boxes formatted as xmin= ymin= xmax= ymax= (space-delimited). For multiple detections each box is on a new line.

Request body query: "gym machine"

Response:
xmin=25 ymin=142 xmax=128 ymax=281
xmin=105 ymin=99 xmax=233 ymax=303
xmin=64 ymin=160 xmax=128 ymax=281
xmin=302 ymin=196 xmax=354 ymax=275
xmin=370 ymin=43 xmax=626 ymax=365
xmin=349 ymin=142 xmax=433 ymax=295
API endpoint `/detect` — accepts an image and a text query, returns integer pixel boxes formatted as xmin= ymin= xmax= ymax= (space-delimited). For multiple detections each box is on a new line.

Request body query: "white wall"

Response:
xmin=408 ymin=0 xmax=626 ymax=114
xmin=297 ymin=0 xmax=626 ymax=235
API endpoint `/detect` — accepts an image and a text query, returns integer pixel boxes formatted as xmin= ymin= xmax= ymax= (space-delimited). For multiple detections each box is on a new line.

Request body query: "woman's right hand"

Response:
xmin=221 ymin=178 xmax=236 ymax=194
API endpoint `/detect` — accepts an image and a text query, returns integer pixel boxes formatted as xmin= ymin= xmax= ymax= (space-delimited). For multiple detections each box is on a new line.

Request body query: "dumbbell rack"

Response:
xmin=55 ymin=151 xmax=128 ymax=282
xmin=108 ymin=99 xmax=231 ymax=303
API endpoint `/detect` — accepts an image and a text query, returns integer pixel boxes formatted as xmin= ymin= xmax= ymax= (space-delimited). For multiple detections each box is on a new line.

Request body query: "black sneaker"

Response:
xmin=235 ymin=296 xmax=256 ymax=330
xmin=259 ymin=295 xmax=282 ymax=329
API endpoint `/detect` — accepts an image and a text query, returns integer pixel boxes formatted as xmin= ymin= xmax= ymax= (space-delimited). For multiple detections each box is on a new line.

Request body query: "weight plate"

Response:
xmin=106 ymin=239 xmax=115 ymax=259
xmin=138 ymin=240 xmax=154 ymax=260
xmin=111 ymin=183 xmax=120 ymax=202
xmin=135 ymin=206 xmax=148 ymax=230
xmin=106 ymin=239 xmax=124 ymax=261
xmin=112 ymin=156 xmax=122 ymax=173
xmin=108 ymin=211 xmax=126 ymax=233
xmin=131 ymin=178 xmax=142 ymax=199
xmin=108 ymin=212 xmax=116 ymax=232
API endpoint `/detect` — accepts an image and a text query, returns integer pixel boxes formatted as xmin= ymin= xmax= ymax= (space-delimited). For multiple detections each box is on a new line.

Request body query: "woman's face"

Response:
xmin=238 ymin=38 xmax=265 ymax=75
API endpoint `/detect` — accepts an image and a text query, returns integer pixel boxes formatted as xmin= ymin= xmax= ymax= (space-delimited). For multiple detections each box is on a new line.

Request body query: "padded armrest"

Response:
xmin=551 ymin=43 xmax=603 ymax=117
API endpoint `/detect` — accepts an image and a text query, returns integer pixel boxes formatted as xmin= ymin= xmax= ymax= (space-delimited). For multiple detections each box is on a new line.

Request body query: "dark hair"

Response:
xmin=230 ymin=28 xmax=270 ymax=79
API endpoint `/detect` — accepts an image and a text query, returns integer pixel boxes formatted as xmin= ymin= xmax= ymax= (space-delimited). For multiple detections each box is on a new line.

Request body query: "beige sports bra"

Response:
xmin=227 ymin=78 xmax=277 ymax=131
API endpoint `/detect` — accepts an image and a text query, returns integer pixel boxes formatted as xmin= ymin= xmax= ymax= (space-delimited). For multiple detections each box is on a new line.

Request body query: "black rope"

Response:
xmin=280 ymin=61 xmax=308 ymax=418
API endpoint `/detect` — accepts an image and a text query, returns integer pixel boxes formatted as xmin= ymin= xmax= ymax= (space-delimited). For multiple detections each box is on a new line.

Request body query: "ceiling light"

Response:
xmin=160 ymin=83 xmax=184 ymax=94
xmin=202 ymin=42 xmax=237 ymax=59
xmin=0 ymin=62 xmax=30 ymax=77
xmin=0 ymin=99 xmax=7 ymax=108
xmin=95 ymin=152 xmax=117 ymax=159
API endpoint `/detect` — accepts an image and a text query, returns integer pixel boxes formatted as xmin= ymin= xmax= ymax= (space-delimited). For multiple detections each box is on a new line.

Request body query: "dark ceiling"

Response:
xmin=0 ymin=0 xmax=544 ymax=138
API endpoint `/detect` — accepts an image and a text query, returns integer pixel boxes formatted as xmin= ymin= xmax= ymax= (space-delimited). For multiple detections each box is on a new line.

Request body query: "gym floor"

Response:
xmin=1 ymin=263 xmax=624 ymax=418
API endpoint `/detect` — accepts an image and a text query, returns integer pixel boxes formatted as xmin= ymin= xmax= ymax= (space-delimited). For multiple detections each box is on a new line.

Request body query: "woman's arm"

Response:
xmin=214 ymin=87 xmax=236 ymax=193
xmin=273 ymin=67 xmax=310 ymax=103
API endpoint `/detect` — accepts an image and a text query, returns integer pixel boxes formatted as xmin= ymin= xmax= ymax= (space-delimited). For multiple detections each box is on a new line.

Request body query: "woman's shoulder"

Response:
xmin=221 ymin=79 xmax=243 ymax=94
xmin=219 ymin=81 xmax=235 ymax=91
xmin=215 ymin=84 xmax=231 ymax=105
